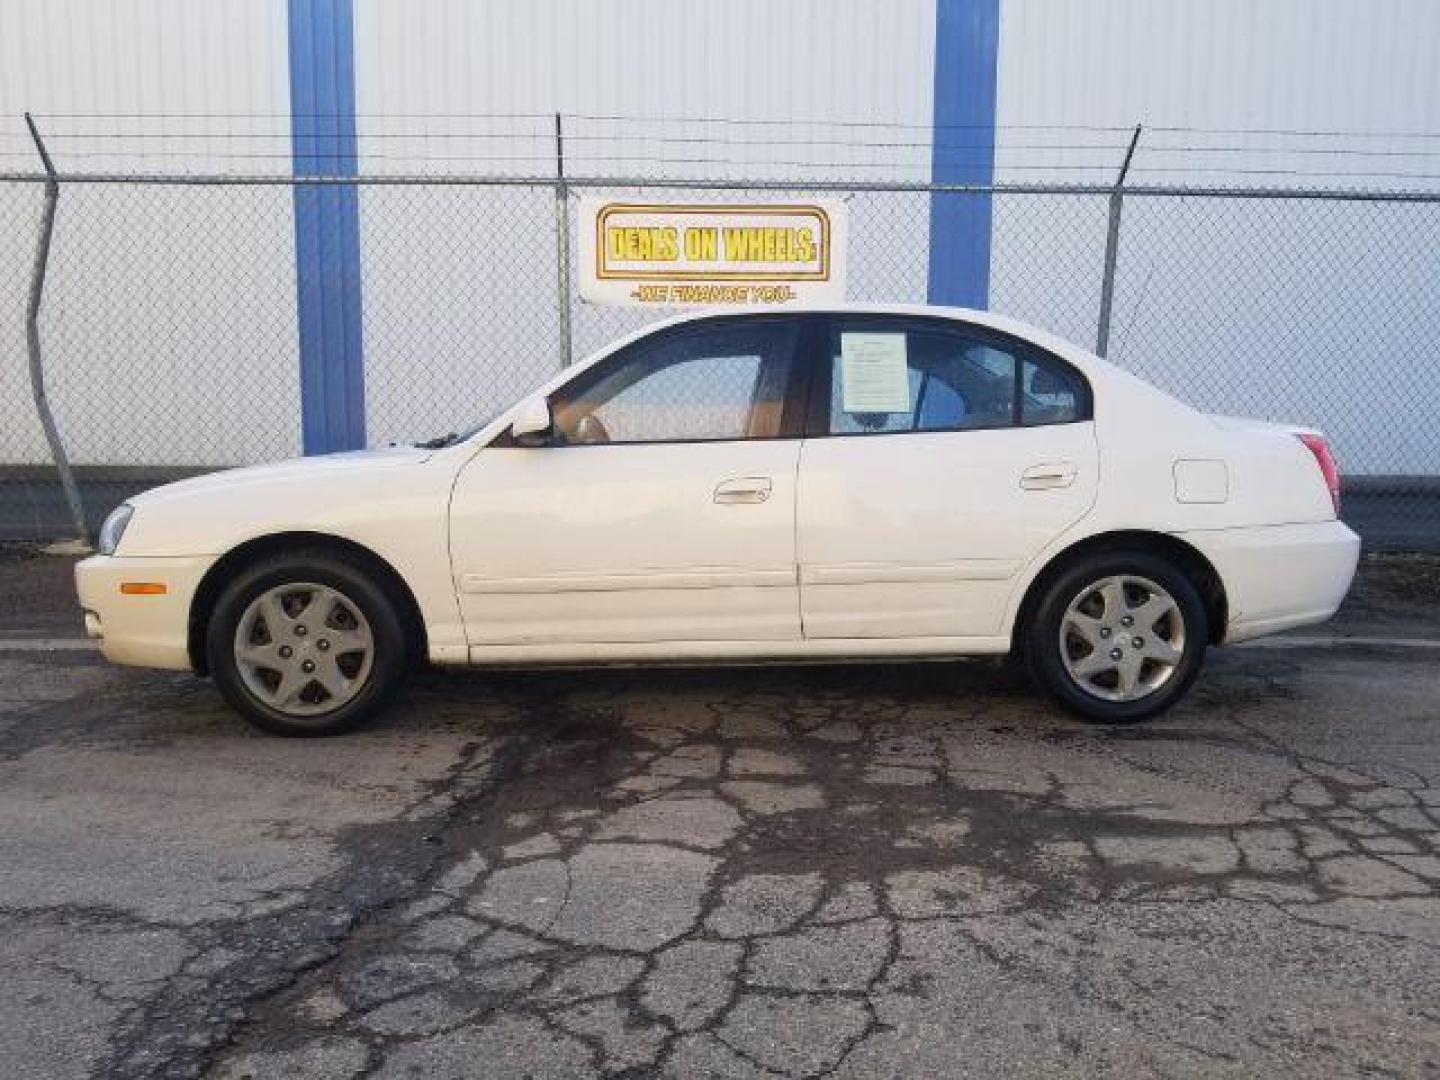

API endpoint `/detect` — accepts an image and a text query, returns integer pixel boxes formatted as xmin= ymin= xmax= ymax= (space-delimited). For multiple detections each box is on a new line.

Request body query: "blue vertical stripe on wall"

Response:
xmin=289 ymin=0 xmax=365 ymax=453
xmin=927 ymin=0 xmax=1001 ymax=308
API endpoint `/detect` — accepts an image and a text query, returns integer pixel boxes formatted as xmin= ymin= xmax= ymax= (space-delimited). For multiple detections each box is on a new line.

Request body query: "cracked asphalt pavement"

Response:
xmin=2 ymin=550 xmax=1439 ymax=1078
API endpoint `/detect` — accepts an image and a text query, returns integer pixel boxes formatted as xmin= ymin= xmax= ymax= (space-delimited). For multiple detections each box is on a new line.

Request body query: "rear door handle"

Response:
xmin=1020 ymin=462 xmax=1077 ymax=490
xmin=714 ymin=476 xmax=773 ymax=504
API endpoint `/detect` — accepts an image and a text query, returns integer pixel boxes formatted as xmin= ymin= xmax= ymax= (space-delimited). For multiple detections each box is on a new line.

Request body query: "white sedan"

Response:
xmin=76 ymin=305 xmax=1359 ymax=736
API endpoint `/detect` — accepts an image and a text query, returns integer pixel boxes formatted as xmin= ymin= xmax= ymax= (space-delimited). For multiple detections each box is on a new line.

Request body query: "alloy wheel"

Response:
xmin=1058 ymin=574 xmax=1186 ymax=702
xmin=233 ymin=582 xmax=375 ymax=716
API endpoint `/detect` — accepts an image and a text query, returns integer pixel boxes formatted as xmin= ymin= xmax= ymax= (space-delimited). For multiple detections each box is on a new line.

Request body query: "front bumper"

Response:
xmin=75 ymin=554 xmax=215 ymax=670
xmin=1176 ymin=520 xmax=1361 ymax=644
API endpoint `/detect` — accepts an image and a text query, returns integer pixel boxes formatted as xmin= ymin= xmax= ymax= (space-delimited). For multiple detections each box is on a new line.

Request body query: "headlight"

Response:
xmin=97 ymin=504 xmax=134 ymax=555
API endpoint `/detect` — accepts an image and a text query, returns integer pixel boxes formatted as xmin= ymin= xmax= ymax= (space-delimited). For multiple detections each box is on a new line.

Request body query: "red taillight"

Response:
xmin=1298 ymin=433 xmax=1341 ymax=516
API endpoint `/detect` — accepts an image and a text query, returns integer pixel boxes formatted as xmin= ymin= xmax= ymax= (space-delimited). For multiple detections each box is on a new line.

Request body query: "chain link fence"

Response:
xmin=2 ymin=171 xmax=1437 ymax=549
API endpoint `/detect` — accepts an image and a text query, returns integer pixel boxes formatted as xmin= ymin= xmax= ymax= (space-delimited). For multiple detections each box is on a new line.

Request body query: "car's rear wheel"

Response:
xmin=1025 ymin=550 xmax=1208 ymax=723
xmin=207 ymin=551 xmax=409 ymax=736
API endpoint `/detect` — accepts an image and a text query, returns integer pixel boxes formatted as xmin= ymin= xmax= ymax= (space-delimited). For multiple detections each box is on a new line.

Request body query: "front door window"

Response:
xmin=551 ymin=320 xmax=801 ymax=445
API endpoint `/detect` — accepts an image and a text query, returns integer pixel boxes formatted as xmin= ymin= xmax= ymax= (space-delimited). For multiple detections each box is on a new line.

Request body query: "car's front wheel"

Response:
xmin=207 ymin=550 xmax=409 ymax=736
xmin=1025 ymin=550 xmax=1208 ymax=723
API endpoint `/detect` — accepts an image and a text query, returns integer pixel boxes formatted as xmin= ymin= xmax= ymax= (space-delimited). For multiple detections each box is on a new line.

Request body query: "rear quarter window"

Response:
xmin=1020 ymin=355 xmax=1086 ymax=426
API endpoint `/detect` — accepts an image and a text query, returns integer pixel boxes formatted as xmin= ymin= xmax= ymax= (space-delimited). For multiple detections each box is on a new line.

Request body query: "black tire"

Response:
xmin=1024 ymin=549 xmax=1208 ymax=724
xmin=206 ymin=548 xmax=410 ymax=736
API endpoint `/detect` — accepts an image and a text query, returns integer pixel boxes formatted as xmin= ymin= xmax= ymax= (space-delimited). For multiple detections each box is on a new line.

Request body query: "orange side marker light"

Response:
xmin=120 ymin=582 xmax=168 ymax=596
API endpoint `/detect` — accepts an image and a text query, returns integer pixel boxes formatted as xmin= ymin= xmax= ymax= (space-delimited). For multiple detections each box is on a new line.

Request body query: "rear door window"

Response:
xmin=824 ymin=320 xmax=1017 ymax=435
xmin=818 ymin=316 xmax=1089 ymax=436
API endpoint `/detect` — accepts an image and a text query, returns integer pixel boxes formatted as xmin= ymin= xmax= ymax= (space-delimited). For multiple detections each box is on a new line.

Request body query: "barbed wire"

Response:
xmin=5 ymin=114 xmax=1440 ymax=188
xmin=18 ymin=111 xmax=1440 ymax=141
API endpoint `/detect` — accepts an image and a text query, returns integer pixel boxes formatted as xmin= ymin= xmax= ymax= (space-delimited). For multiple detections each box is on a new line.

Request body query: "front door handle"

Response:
xmin=1020 ymin=462 xmax=1077 ymax=490
xmin=714 ymin=476 xmax=773 ymax=504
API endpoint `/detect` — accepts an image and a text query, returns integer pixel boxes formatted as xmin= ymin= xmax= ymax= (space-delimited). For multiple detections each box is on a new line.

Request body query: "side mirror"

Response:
xmin=510 ymin=395 xmax=553 ymax=446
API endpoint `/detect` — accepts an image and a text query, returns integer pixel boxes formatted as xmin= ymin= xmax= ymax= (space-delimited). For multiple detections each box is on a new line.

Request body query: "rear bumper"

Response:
xmin=1175 ymin=520 xmax=1360 ymax=644
xmin=75 ymin=554 xmax=214 ymax=670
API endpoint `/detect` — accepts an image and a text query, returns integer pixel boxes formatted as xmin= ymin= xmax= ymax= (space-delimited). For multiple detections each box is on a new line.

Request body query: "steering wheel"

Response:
xmin=573 ymin=413 xmax=611 ymax=445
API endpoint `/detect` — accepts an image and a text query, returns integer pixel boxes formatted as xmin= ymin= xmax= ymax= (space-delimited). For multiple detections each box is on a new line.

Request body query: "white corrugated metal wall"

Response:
xmin=1 ymin=0 xmax=1437 ymax=472
xmin=989 ymin=0 xmax=1440 ymax=474
xmin=349 ymin=0 xmax=938 ymax=443
xmin=0 ymin=0 xmax=299 ymax=467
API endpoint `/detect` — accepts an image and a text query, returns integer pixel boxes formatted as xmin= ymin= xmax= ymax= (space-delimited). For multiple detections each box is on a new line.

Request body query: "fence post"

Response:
xmin=23 ymin=113 xmax=88 ymax=544
xmin=1095 ymin=124 xmax=1142 ymax=359
xmin=554 ymin=112 xmax=574 ymax=367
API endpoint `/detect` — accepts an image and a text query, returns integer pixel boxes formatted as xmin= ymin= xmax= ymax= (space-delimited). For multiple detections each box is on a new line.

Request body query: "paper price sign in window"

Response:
xmin=840 ymin=332 xmax=910 ymax=414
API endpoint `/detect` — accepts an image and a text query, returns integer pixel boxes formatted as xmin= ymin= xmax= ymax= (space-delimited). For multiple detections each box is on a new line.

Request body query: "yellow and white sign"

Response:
xmin=578 ymin=198 xmax=847 ymax=308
